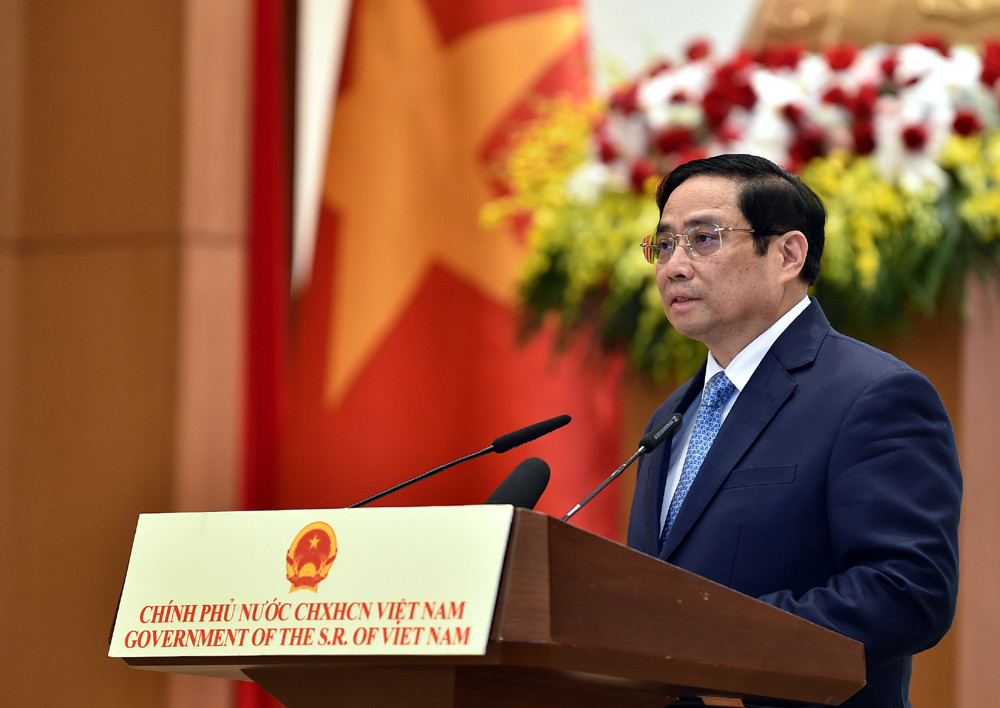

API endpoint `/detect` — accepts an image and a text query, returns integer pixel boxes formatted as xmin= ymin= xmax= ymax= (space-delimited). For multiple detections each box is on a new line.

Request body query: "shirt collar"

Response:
xmin=706 ymin=295 xmax=811 ymax=392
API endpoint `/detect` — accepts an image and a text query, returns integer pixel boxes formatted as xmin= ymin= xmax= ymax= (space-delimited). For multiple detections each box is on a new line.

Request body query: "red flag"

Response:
xmin=281 ymin=1 xmax=623 ymax=534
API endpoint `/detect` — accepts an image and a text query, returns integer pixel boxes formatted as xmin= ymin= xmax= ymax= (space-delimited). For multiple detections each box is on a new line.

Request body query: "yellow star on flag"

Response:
xmin=321 ymin=1 xmax=583 ymax=404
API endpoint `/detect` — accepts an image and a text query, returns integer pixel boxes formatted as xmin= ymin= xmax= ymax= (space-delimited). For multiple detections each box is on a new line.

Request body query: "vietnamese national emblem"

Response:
xmin=286 ymin=522 xmax=338 ymax=592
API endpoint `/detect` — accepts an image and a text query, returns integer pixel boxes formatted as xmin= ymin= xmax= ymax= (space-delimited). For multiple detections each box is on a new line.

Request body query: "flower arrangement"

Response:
xmin=483 ymin=37 xmax=1000 ymax=382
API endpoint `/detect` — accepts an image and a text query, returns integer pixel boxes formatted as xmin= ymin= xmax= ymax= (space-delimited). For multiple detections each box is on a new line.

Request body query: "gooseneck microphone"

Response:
xmin=491 ymin=415 xmax=570 ymax=453
xmin=485 ymin=457 xmax=551 ymax=509
xmin=561 ymin=413 xmax=682 ymax=522
xmin=348 ymin=415 xmax=571 ymax=508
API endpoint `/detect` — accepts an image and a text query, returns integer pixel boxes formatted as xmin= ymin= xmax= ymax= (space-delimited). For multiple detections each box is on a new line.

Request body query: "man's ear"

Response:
xmin=777 ymin=230 xmax=808 ymax=280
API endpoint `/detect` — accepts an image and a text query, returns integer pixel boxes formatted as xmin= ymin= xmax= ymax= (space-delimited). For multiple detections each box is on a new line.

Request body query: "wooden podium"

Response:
xmin=116 ymin=508 xmax=864 ymax=707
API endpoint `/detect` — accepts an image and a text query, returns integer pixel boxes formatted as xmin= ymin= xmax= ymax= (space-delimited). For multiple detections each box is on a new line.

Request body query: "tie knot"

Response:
xmin=703 ymin=372 xmax=736 ymax=410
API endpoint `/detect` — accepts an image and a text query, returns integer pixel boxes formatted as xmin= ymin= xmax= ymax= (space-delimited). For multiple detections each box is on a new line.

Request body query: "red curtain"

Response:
xmin=241 ymin=1 xmax=291 ymax=706
xmin=244 ymin=0 xmax=291 ymax=514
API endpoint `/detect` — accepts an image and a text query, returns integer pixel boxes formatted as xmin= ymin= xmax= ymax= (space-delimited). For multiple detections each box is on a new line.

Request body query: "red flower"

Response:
xmin=653 ymin=126 xmax=696 ymax=154
xmin=980 ymin=40 xmax=1000 ymax=87
xmin=822 ymin=86 xmax=851 ymax=108
xmin=692 ymin=53 xmax=758 ymax=128
xmin=597 ymin=135 xmax=618 ymax=163
xmin=708 ymin=60 xmax=758 ymax=116
xmin=788 ymin=125 xmax=826 ymax=171
xmin=674 ymin=147 xmax=707 ymax=167
xmin=908 ymin=34 xmax=950 ymax=56
xmin=715 ymin=121 xmax=742 ymax=144
xmin=731 ymin=78 xmax=757 ymax=110
xmin=701 ymin=86 xmax=733 ymax=128
xmin=853 ymin=120 xmax=876 ymax=155
xmin=953 ymin=107 xmax=984 ymax=136
xmin=901 ymin=123 xmax=929 ymax=150
xmin=723 ymin=50 xmax=756 ymax=73
xmin=757 ymin=43 xmax=805 ymax=69
xmin=647 ymin=58 xmax=673 ymax=77
xmin=824 ymin=43 xmax=859 ymax=70
xmin=686 ymin=38 xmax=712 ymax=62
xmin=851 ymin=84 xmax=879 ymax=121
xmin=609 ymin=82 xmax=640 ymax=115
xmin=881 ymin=53 xmax=899 ymax=84
xmin=781 ymin=103 xmax=805 ymax=125
xmin=629 ymin=158 xmax=657 ymax=192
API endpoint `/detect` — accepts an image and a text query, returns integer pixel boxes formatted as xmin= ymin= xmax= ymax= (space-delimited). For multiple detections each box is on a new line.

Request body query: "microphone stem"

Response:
xmin=562 ymin=447 xmax=645 ymax=521
xmin=348 ymin=446 xmax=492 ymax=508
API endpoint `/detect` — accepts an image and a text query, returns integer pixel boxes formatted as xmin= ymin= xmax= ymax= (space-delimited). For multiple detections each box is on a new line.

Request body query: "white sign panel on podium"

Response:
xmin=109 ymin=505 xmax=514 ymax=663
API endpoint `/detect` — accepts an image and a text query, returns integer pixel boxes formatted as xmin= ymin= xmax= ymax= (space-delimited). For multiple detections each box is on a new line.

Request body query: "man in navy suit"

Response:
xmin=627 ymin=154 xmax=961 ymax=708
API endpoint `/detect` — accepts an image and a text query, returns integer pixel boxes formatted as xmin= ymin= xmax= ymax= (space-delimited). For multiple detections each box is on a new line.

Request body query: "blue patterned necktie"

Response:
xmin=659 ymin=371 xmax=737 ymax=550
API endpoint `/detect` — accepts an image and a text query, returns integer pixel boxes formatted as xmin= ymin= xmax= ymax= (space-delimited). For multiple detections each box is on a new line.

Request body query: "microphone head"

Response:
xmin=491 ymin=414 xmax=571 ymax=454
xmin=639 ymin=412 xmax=683 ymax=452
xmin=485 ymin=457 xmax=550 ymax=508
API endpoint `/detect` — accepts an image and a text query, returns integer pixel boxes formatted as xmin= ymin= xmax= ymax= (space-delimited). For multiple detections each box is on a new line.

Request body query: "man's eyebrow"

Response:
xmin=657 ymin=215 xmax=719 ymax=233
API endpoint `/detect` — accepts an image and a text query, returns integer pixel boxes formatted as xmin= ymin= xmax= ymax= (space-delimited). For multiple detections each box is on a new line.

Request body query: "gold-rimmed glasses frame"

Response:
xmin=638 ymin=225 xmax=756 ymax=265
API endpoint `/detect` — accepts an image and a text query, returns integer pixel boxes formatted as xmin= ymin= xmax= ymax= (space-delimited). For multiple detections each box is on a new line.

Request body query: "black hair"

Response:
xmin=655 ymin=154 xmax=825 ymax=285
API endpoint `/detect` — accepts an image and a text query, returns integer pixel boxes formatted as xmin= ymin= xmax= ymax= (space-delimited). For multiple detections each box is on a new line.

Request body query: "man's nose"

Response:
xmin=660 ymin=243 xmax=695 ymax=278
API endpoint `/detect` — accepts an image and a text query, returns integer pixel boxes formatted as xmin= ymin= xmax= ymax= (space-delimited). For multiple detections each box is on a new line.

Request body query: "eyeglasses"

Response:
xmin=639 ymin=225 xmax=756 ymax=265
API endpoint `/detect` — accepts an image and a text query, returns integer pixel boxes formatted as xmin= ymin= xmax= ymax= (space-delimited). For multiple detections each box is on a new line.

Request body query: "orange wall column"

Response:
xmin=957 ymin=278 xmax=1000 ymax=707
xmin=0 ymin=1 xmax=183 ymax=705
xmin=0 ymin=1 xmax=250 ymax=706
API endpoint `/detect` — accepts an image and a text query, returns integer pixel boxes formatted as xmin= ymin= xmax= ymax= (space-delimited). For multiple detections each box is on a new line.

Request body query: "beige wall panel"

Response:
xmin=2 ymin=2 xmax=187 ymax=705
xmin=0 ymin=249 xmax=17 ymax=662
xmin=182 ymin=0 xmax=250 ymax=239
xmin=957 ymin=278 xmax=1000 ymax=707
xmin=0 ymin=0 xmax=24 ymax=243
xmin=6 ymin=241 xmax=177 ymax=706
xmin=876 ymin=317 xmax=961 ymax=705
xmin=21 ymin=2 xmax=182 ymax=240
xmin=174 ymin=0 xmax=250 ymax=517
xmin=174 ymin=244 xmax=244 ymax=514
xmin=746 ymin=0 xmax=1000 ymax=50
xmin=168 ymin=1 xmax=251 ymax=705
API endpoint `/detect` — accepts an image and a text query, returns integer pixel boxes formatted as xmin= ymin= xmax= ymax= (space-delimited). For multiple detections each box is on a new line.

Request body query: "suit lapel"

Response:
xmin=629 ymin=371 xmax=704 ymax=556
xmin=658 ymin=301 xmax=830 ymax=560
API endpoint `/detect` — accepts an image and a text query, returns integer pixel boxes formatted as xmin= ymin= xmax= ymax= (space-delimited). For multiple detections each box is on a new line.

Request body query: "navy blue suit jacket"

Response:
xmin=627 ymin=301 xmax=961 ymax=708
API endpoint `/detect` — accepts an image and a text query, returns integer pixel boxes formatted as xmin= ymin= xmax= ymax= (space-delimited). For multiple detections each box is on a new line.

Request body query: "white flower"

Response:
xmin=751 ymin=67 xmax=808 ymax=110
xmin=794 ymin=54 xmax=835 ymax=93
xmin=639 ymin=63 xmax=712 ymax=128
xmin=584 ymin=39 xmax=1000 ymax=195
xmin=565 ymin=162 xmax=619 ymax=203
xmin=604 ymin=112 xmax=650 ymax=160
xmin=733 ymin=106 xmax=793 ymax=164
xmin=898 ymin=154 xmax=950 ymax=194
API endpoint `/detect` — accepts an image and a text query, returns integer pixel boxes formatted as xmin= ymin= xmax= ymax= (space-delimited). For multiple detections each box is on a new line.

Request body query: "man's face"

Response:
xmin=655 ymin=174 xmax=794 ymax=366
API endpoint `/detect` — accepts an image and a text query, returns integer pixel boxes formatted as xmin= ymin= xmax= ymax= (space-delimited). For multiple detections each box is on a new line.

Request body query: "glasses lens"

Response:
xmin=686 ymin=227 xmax=723 ymax=257
xmin=640 ymin=234 xmax=659 ymax=264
